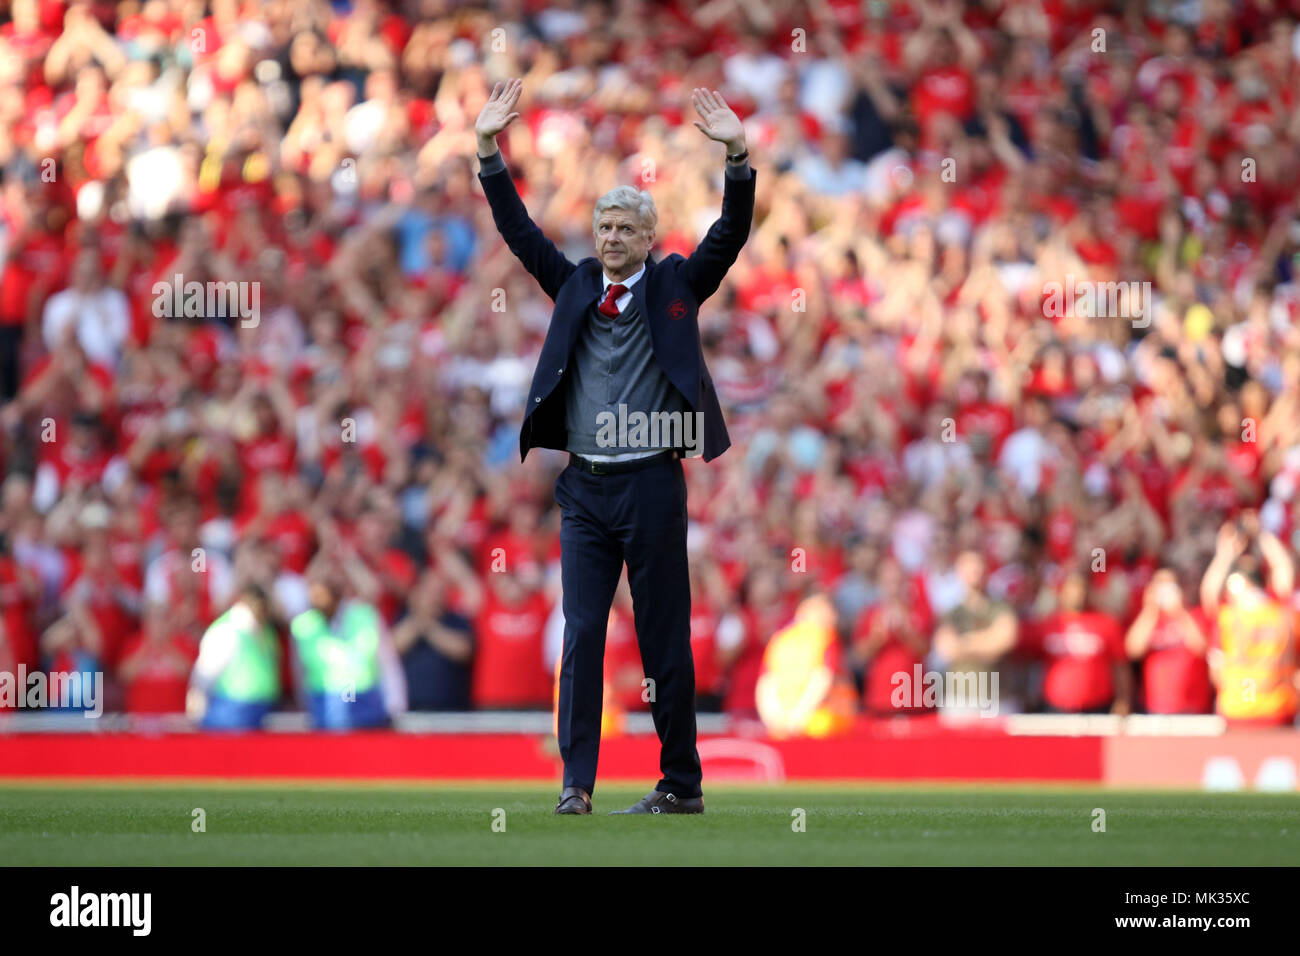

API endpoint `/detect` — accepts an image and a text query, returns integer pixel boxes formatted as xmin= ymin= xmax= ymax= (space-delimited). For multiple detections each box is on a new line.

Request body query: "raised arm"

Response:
xmin=679 ymin=88 xmax=756 ymax=303
xmin=474 ymin=78 xmax=577 ymax=301
xmin=475 ymin=78 xmax=521 ymax=160
xmin=1258 ymin=527 xmax=1295 ymax=599
xmin=1201 ymin=521 xmax=1243 ymax=614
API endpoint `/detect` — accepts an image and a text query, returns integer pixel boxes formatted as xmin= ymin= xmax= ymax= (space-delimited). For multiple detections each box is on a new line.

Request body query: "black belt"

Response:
xmin=568 ymin=449 xmax=679 ymax=475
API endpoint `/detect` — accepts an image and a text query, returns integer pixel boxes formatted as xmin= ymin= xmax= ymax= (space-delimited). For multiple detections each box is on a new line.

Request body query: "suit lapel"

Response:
xmin=630 ymin=255 xmax=653 ymax=329
xmin=629 ymin=257 xmax=650 ymax=321
xmin=562 ymin=260 xmax=603 ymax=354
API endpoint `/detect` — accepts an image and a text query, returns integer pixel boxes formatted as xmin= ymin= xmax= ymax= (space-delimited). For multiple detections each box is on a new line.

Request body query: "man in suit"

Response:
xmin=474 ymin=78 xmax=755 ymax=814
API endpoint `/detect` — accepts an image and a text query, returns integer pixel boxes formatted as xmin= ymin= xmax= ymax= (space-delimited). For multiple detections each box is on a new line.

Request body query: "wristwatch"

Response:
xmin=726 ymin=148 xmax=749 ymax=164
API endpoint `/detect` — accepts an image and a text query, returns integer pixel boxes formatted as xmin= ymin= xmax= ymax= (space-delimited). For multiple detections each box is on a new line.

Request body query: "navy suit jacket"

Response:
xmin=478 ymin=160 xmax=757 ymax=463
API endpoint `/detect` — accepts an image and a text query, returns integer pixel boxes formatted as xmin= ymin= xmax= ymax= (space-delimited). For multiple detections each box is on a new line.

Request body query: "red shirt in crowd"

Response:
xmin=1029 ymin=610 xmax=1126 ymax=712
xmin=913 ymin=65 xmax=975 ymax=147
xmin=855 ymin=601 xmax=933 ymax=714
xmin=119 ymin=631 xmax=200 ymax=714
xmin=479 ymin=527 xmax=543 ymax=576
xmin=0 ymin=229 xmax=68 ymax=325
xmin=235 ymin=509 xmax=316 ymax=575
xmin=0 ymin=556 xmax=37 ymax=672
xmin=956 ymin=399 xmax=1015 ymax=457
xmin=237 ymin=432 xmax=297 ymax=478
xmin=604 ymin=605 xmax=645 ymax=711
xmin=60 ymin=570 xmax=138 ymax=673
xmin=471 ymin=589 xmax=551 ymax=708
xmin=1138 ymin=608 xmax=1213 ymax=714
xmin=690 ymin=598 xmax=721 ymax=698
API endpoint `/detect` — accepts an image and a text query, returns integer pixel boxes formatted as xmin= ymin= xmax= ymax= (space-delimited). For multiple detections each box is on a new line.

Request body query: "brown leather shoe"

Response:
xmin=609 ymin=790 xmax=704 ymax=815
xmin=554 ymin=786 xmax=592 ymax=815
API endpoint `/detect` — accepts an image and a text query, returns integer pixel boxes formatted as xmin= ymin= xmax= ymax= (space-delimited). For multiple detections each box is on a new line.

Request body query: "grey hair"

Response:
xmin=592 ymin=185 xmax=657 ymax=234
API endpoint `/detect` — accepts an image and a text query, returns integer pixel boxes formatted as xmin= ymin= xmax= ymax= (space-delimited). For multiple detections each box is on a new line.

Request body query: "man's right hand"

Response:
xmin=1215 ymin=520 xmax=1244 ymax=558
xmin=185 ymin=688 xmax=207 ymax=722
xmin=475 ymin=78 xmax=522 ymax=156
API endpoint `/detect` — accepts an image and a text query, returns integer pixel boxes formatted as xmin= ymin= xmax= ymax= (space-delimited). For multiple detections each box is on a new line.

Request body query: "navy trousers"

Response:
xmin=553 ymin=454 xmax=702 ymax=798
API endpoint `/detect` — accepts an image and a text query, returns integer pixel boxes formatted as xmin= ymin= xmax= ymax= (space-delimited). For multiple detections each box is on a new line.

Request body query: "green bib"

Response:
xmin=290 ymin=603 xmax=382 ymax=695
xmin=210 ymin=607 xmax=281 ymax=703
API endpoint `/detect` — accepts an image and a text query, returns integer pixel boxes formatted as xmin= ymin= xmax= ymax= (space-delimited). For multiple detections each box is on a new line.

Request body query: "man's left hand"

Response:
xmin=691 ymin=88 xmax=745 ymax=153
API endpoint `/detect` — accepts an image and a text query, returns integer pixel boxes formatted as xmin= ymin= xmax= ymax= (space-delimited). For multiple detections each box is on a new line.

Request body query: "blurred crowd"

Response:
xmin=2 ymin=0 xmax=1300 ymax=729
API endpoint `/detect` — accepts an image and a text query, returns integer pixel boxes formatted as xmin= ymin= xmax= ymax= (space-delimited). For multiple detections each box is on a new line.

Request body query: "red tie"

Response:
xmin=598 ymin=283 xmax=628 ymax=318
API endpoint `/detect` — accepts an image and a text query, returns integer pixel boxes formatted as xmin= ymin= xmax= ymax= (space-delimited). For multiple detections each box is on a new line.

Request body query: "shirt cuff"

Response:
xmin=724 ymin=158 xmax=751 ymax=180
xmin=477 ymin=151 xmax=507 ymax=176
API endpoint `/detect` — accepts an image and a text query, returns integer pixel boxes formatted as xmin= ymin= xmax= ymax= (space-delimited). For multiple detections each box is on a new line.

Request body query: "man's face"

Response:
xmin=1061 ymin=574 xmax=1086 ymax=612
xmin=1225 ymin=572 xmax=1263 ymax=607
xmin=73 ymin=254 xmax=100 ymax=291
xmin=308 ymin=580 xmax=338 ymax=618
xmin=1152 ymin=571 xmax=1181 ymax=611
xmin=594 ymin=208 xmax=653 ymax=278
xmin=957 ymin=553 xmax=985 ymax=591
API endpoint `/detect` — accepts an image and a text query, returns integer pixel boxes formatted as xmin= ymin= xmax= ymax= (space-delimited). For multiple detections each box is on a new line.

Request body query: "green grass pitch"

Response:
xmin=1 ymin=782 xmax=1297 ymax=865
